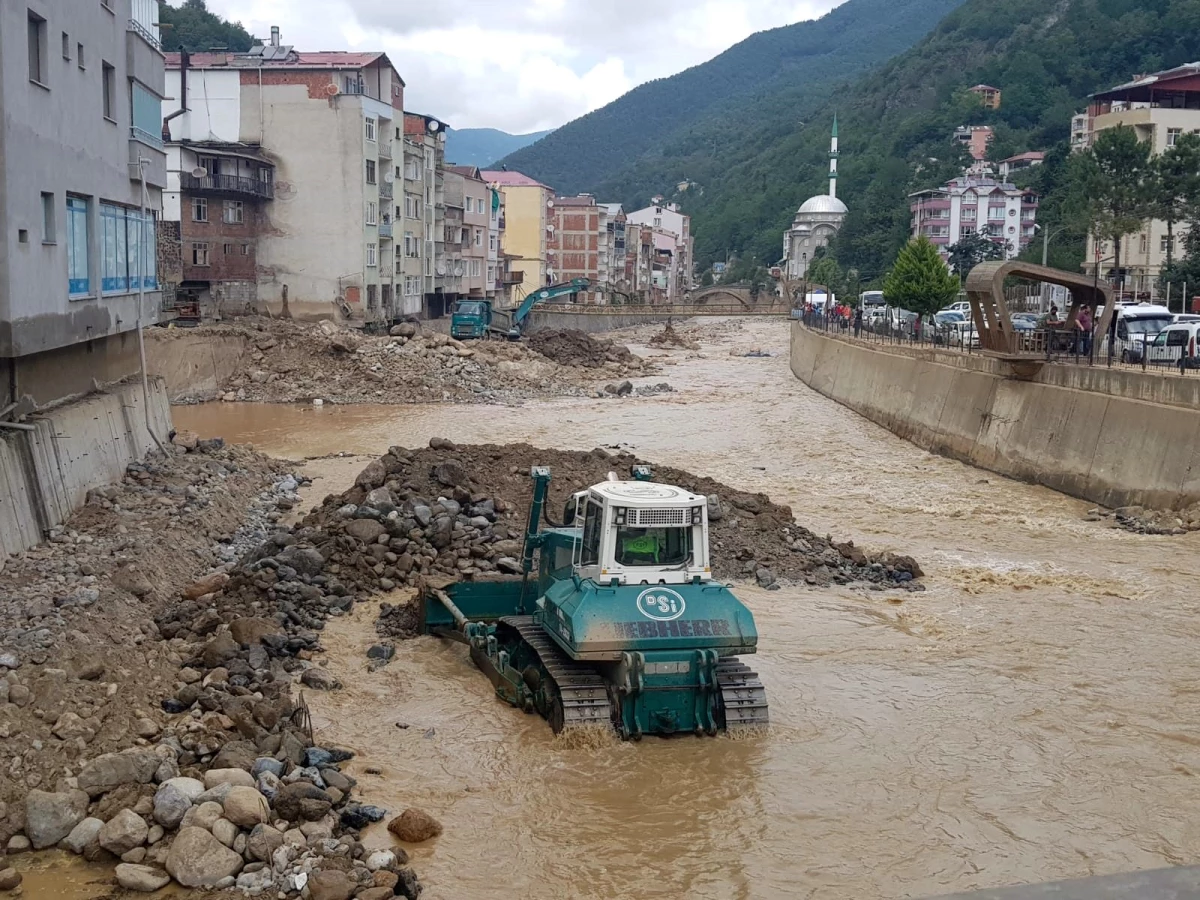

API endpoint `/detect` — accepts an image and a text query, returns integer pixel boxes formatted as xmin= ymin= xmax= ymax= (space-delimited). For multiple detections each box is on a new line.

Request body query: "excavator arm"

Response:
xmin=509 ymin=278 xmax=591 ymax=336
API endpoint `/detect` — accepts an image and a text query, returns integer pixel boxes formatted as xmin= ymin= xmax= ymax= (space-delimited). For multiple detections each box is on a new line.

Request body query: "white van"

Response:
xmin=1098 ymin=304 xmax=1173 ymax=363
xmin=1146 ymin=322 xmax=1200 ymax=368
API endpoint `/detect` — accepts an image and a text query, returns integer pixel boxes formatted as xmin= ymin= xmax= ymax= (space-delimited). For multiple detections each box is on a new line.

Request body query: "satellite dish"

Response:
xmin=453 ymin=264 xmax=463 ymax=277
xmin=383 ymin=171 xmax=395 ymax=183
xmin=546 ymin=199 xmax=554 ymax=208
xmin=191 ymin=166 xmax=207 ymax=178
xmin=427 ymin=120 xmax=441 ymax=132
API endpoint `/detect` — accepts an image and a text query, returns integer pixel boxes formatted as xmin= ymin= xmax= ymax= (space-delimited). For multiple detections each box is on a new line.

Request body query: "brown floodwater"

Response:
xmin=173 ymin=318 xmax=1200 ymax=900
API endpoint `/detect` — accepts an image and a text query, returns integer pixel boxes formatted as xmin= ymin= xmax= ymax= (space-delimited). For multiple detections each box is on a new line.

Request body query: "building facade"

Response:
xmin=782 ymin=118 xmax=847 ymax=281
xmin=164 ymin=36 xmax=407 ymax=326
xmin=547 ymin=195 xmax=601 ymax=302
xmin=625 ymin=202 xmax=694 ymax=302
xmin=1083 ymin=64 xmax=1200 ymax=295
xmin=480 ymin=170 xmax=554 ymax=304
xmin=969 ymin=84 xmax=1002 ymax=109
xmin=909 ymin=176 xmax=1039 ymax=262
xmin=2 ymin=0 xmax=167 ymax=407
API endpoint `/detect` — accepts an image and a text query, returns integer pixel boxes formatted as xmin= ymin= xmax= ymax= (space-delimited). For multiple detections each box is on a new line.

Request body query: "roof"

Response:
xmin=553 ymin=195 xmax=596 ymax=207
xmin=1001 ymin=151 xmax=1045 ymax=164
xmin=166 ymin=50 xmax=389 ymax=71
xmin=797 ymin=194 xmax=849 ymax=216
xmin=479 ymin=170 xmax=553 ymax=190
xmin=1091 ymin=62 xmax=1200 ymax=101
xmin=172 ymin=140 xmax=274 ymax=165
xmin=446 ymin=165 xmax=485 ymax=182
xmin=970 ymin=84 xmax=1001 ymax=92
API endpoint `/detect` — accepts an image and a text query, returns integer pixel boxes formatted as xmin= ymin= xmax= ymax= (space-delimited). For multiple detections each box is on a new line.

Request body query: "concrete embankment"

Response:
xmin=0 ymin=378 xmax=171 ymax=565
xmin=145 ymin=328 xmax=251 ymax=401
xmin=790 ymin=323 xmax=1200 ymax=510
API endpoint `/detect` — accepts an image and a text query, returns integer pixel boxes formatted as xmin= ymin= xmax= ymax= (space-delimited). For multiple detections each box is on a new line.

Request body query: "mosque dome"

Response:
xmin=797 ymin=194 xmax=849 ymax=216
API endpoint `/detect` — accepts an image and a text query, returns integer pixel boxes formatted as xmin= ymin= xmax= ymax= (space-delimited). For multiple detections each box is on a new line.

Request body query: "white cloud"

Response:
xmin=195 ymin=0 xmax=841 ymax=132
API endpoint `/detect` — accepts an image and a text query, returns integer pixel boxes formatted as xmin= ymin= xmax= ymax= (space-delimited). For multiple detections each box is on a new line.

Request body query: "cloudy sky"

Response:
xmin=196 ymin=0 xmax=843 ymax=133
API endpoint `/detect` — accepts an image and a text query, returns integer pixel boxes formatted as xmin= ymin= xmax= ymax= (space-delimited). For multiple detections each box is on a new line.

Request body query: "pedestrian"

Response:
xmin=1077 ymin=304 xmax=1093 ymax=356
xmin=854 ymin=306 xmax=863 ymax=338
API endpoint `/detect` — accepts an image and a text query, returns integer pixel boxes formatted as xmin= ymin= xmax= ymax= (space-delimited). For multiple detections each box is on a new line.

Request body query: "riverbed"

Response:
xmin=174 ymin=317 xmax=1200 ymax=900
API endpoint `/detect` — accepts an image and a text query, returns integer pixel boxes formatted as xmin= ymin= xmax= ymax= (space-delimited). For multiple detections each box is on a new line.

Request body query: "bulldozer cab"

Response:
xmin=571 ymin=480 xmax=711 ymax=586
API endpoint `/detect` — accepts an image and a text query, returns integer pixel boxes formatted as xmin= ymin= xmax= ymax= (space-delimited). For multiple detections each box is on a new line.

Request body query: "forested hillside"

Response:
xmin=688 ymin=0 xmax=1200 ymax=279
xmin=160 ymin=0 xmax=255 ymax=53
xmin=498 ymin=0 xmax=969 ymax=196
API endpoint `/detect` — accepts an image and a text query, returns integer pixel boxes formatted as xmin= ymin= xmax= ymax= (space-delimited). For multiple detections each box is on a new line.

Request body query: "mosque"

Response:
xmin=782 ymin=117 xmax=847 ymax=280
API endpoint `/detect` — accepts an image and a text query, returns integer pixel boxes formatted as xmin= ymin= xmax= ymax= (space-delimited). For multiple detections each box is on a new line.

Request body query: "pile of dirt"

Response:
xmin=150 ymin=318 xmax=653 ymax=406
xmin=525 ymin=329 xmax=644 ymax=370
xmin=648 ymin=323 xmax=701 ymax=351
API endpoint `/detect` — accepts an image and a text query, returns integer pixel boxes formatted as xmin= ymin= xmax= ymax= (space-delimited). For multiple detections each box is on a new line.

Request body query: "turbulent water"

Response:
xmin=174 ymin=318 xmax=1200 ymax=900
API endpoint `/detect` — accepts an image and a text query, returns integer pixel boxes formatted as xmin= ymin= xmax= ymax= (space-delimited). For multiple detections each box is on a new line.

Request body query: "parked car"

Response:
xmin=1145 ymin=322 xmax=1200 ymax=368
xmin=1097 ymin=304 xmax=1173 ymax=363
xmin=1011 ymin=312 xmax=1040 ymax=329
xmin=939 ymin=301 xmax=972 ymax=316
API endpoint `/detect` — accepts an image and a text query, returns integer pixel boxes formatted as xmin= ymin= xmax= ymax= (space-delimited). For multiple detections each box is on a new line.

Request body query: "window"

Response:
xmin=66 ymin=197 xmax=90 ymax=296
xmin=580 ymin=502 xmax=602 ymax=567
xmin=192 ymin=197 xmax=208 ymax=222
xmin=364 ymin=117 xmax=376 ymax=141
xmin=222 ymin=200 xmax=243 ymax=224
xmin=220 ymin=242 xmax=232 ymax=254
xmin=99 ymin=204 xmax=156 ymax=292
xmin=615 ymin=525 xmax=692 ymax=568
xmin=62 ymin=32 xmax=70 ymax=60
xmin=366 ymin=284 xmax=377 ymax=308
xmin=488 ymin=264 xmax=496 ymax=283
xmin=241 ymin=243 xmax=251 ymax=255
xmin=471 ymin=259 xmax=481 ymax=277
xmin=1140 ymin=234 xmax=1148 ymax=253
xmin=1168 ymin=128 xmax=1183 ymax=147
xmin=960 ymin=226 xmax=975 ymax=238
xmin=102 ymin=63 xmax=115 ymax=120
xmin=77 ymin=43 xmax=85 ymax=69
xmin=404 ymin=231 xmax=418 ymax=257
xmin=489 ymin=233 xmax=497 ymax=252
xmin=474 ymin=227 xmax=483 ymax=247
xmin=653 ymin=217 xmax=662 ymax=227
xmin=365 ymin=160 xmax=377 ymax=184
xmin=366 ymin=243 xmax=377 ymax=267
xmin=28 ymin=11 xmax=47 ymax=85
xmin=403 ymin=275 xmax=420 ymax=296
xmin=366 ymin=201 xmax=377 ymax=225
xmin=131 ymin=82 xmax=162 ymax=146
xmin=960 ymin=208 xmax=976 ymax=221
xmin=41 ymin=192 xmax=56 ymax=243
xmin=1167 ymin=329 xmax=1188 ymax=347
xmin=1162 ymin=235 xmax=1175 ymax=253
xmin=191 ymin=242 xmax=209 ymax=266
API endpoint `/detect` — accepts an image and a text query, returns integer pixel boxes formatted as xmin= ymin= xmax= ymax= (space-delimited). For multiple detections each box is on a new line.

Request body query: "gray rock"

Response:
xmin=251 ymin=757 xmax=284 ymax=779
xmin=165 ymin=826 xmax=244 ymax=888
xmin=60 ymin=817 xmax=104 ymax=854
xmin=211 ymin=817 xmax=238 ymax=849
xmin=277 ymin=546 xmax=325 ymax=577
xmin=76 ymin=748 xmax=160 ymax=796
xmin=98 ymin=809 xmax=149 ymax=856
xmin=246 ymin=824 xmax=285 ymax=863
xmin=344 ymin=519 xmax=386 ymax=544
xmin=24 ymin=788 xmax=89 ymax=849
xmin=0 ymin=652 xmax=19 ymax=669
xmin=203 ymin=768 xmax=255 ymax=790
xmin=0 ymin=869 xmax=21 ymax=891
xmin=153 ymin=777 xmax=205 ymax=829
xmin=115 ymin=863 xmax=171 ymax=893
xmin=300 ymin=667 xmax=341 ymax=691
xmin=180 ymin=801 xmax=225 ymax=833
xmin=221 ymin=786 xmax=270 ymax=829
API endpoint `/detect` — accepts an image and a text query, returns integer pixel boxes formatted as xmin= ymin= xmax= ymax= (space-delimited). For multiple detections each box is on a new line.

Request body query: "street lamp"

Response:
xmin=801 ymin=251 xmax=808 ymax=310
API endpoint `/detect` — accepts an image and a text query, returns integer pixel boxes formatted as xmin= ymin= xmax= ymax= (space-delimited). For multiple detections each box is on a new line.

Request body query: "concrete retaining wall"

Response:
xmin=791 ymin=324 xmax=1200 ymax=510
xmin=145 ymin=330 xmax=250 ymax=401
xmin=0 ymin=379 xmax=173 ymax=567
xmin=525 ymin=310 xmax=672 ymax=333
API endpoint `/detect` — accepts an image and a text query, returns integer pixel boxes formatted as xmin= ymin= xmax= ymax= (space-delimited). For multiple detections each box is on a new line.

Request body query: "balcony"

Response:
xmin=181 ymin=172 xmax=274 ymax=201
xmin=503 ymin=270 xmax=524 ymax=284
xmin=379 ymin=142 xmax=393 ymax=159
xmin=379 ymin=181 xmax=394 ymax=200
xmin=379 ymin=222 xmax=393 ymax=239
xmin=128 ymin=0 xmax=160 ymax=49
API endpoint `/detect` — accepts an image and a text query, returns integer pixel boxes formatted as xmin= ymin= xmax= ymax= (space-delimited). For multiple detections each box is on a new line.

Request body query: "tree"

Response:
xmin=806 ymin=256 xmax=844 ymax=294
xmin=1079 ymin=126 xmax=1154 ymax=287
xmin=883 ymin=236 xmax=960 ymax=315
xmin=946 ymin=231 xmax=1007 ymax=275
xmin=1150 ymin=131 xmax=1200 ymax=271
xmin=160 ymin=0 xmax=255 ymax=53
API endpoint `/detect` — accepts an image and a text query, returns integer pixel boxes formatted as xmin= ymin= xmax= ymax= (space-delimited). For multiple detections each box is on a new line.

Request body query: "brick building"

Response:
xmin=547 ymin=195 xmax=600 ymax=302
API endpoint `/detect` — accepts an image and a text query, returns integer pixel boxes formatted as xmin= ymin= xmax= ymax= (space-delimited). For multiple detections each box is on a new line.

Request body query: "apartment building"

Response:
xmin=548 ymin=195 xmax=601 ymax=302
xmin=1083 ymin=64 xmax=1200 ymax=294
xmin=626 ymin=202 xmax=694 ymax=302
xmin=969 ymin=84 xmax=1002 ymax=109
xmin=909 ymin=176 xmax=1039 ymax=262
xmin=2 ymin=0 xmax=167 ymax=407
xmin=953 ymin=125 xmax=995 ymax=175
xmin=487 ymin=185 xmax=505 ymax=303
xmin=600 ymin=203 xmax=628 ymax=295
xmin=402 ymin=113 xmax=448 ymax=317
xmin=164 ymin=33 xmax=406 ymax=325
xmin=479 ymin=170 xmax=554 ymax=304
xmin=443 ymin=166 xmax=490 ymax=301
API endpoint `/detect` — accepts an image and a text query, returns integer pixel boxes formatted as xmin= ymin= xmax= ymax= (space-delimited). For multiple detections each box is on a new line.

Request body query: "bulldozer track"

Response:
xmin=716 ymin=659 xmax=770 ymax=731
xmin=502 ymin=616 xmax=615 ymax=733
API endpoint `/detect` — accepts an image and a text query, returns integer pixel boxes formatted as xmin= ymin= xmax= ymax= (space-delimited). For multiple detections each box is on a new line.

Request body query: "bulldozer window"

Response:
xmin=616 ymin=527 xmax=691 ymax=567
xmin=581 ymin=501 xmax=602 ymax=567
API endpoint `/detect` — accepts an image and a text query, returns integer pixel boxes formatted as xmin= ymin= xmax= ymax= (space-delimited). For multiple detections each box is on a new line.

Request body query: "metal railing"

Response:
xmin=130 ymin=125 xmax=163 ymax=150
xmin=379 ymin=141 xmax=393 ymax=159
xmin=797 ymin=310 xmax=1200 ymax=377
xmin=181 ymin=172 xmax=273 ymax=200
xmin=379 ymin=181 xmax=394 ymax=200
xmin=378 ymin=222 xmax=393 ymax=238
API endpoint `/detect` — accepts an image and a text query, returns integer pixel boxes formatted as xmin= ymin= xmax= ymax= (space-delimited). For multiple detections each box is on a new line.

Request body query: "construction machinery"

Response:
xmin=420 ymin=465 xmax=768 ymax=739
xmin=450 ymin=278 xmax=591 ymax=341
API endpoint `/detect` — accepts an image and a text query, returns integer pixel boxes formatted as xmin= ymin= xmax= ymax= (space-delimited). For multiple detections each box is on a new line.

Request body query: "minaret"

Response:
xmin=829 ymin=113 xmax=839 ymax=199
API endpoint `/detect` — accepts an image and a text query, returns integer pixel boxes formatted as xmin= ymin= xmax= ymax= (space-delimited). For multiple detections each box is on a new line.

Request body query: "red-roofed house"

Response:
xmin=162 ymin=31 xmax=416 ymax=323
xmin=969 ymin=84 xmax=1002 ymax=109
xmin=998 ymin=151 xmax=1045 ymax=179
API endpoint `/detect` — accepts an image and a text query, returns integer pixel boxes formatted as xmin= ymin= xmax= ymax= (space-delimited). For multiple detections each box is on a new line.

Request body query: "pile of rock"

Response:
xmin=600 ymin=381 xmax=675 ymax=398
xmin=648 ymin=323 xmax=701 ymax=351
xmin=526 ymin=328 xmax=647 ymax=370
xmin=1097 ymin=502 xmax=1200 ymax=535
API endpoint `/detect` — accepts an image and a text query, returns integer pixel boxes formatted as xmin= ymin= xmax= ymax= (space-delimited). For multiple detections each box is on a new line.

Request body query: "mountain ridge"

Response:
xmin=444 ymin=128 xmax=554 ymax=169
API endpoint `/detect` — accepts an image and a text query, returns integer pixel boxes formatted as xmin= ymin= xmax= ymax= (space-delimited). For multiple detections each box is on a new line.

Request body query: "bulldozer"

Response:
xmin=419 ymin=465 xmax=768 ymax=739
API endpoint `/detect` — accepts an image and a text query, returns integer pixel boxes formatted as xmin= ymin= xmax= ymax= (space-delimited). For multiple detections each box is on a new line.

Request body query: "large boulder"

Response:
xmin=246 ymin=824 xmax=284 ymax=862
xmin=272 ymin=782 xmax=332 ymax=822
xmin=98 ymin=809 xmax=149 ymax=856
xmin=308 ymin=869 xmax=356 ymax=900
xmin=276 ymin=546 xmax=325 ymax=577
xmin=386 ymin=808 xmax=442 ymax=843
xmin=221 ymin=787 xmax=270 ymax=829
xmin=115 ymin=863 xmax=171 ymax=893
xmin=153 ymin=777 xmax=205 ymax=829
xmin=228 ymin=617 xmax=283 ymax=647
xmin=354 ymin=459 xmax=387 ymax=490
xmin=24 ymin=789 xmax=89 ymax=849
xmin=182 ymin=572 xmax=228 ymax=602
xmin=165 ymin=826 xmax=244 ymax=887
xmin=60 ymin=817 xmax=104 ymax=855
xmin=201 ymin=632 xmax=239 ymax=668
xmin=203 ymin=768 xmax=255 ymax=790
xmin=344 ymin=519 xmax=386 ymax=544
xmin=77 ymin=750 xmax=160 ymax=797
xmin=209 ymin=742 xmax=258 ymax=772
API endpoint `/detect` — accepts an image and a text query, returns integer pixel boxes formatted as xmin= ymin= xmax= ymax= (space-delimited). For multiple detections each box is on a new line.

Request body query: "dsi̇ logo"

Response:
xmin=635 ymin=587 xmax=686 ymax=621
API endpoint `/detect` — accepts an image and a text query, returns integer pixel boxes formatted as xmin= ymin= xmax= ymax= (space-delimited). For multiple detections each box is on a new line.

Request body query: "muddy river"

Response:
xmin=174 ymin=318 xmax=1200 ymax=899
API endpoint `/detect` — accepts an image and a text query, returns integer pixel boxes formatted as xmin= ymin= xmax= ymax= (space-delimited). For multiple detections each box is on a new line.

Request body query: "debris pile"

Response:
xmin=1097 ymin=502 xmax=1200 ymax=535
xmin=150 ymin=318 xmax=653 ymax=406
xmin=525 ymin=328 xmax=645 ymax=370
xmin=648 ymin=323 xmax=701 ymax=351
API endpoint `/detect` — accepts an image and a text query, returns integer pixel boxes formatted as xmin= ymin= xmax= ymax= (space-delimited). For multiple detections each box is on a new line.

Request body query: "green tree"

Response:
xmin=806 ymin=256 xmax=844 ymax=293
xmin=160 ymin=0 xmax=255 ymax=53
xmin=883 ymin=236 xmax=960 ymax=315
xmin=1078 ymin=126 xmax=1154 ymax=284
xmin=946 ymin=230 xmax=1007 ymax=275
xmin=1150 ymin=131 xmax=1200 ymax=270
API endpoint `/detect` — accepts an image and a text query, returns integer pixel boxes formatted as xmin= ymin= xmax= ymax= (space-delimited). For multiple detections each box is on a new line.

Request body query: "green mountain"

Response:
xmin=444 ymin=128 xmax=554 ymax=169
xmin=160 ymin=0 xmax=255 ymax=53
xmin=497 ymin=0 xmax=970 ymax=197
xmin=683 ymin=0 xmax=1200 ymax=279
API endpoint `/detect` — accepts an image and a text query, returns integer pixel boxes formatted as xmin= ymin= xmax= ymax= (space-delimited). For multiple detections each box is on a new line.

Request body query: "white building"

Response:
xmin=782 ymin=117 xmax=847 ymax=280
xmin=909 ymin=176 xmax=1039 ymax=262
xmin=626 ymin=201 xmax=693 ymax=296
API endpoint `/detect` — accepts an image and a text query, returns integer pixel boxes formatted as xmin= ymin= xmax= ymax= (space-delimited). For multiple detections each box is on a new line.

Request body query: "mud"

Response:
xmin=525 ymin=328 xmax=641 ymax=369
xmin=166 ymin=317 xmax=1200 ymax=899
